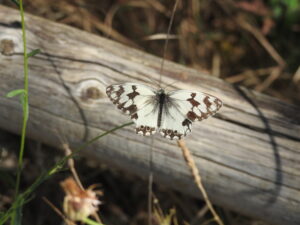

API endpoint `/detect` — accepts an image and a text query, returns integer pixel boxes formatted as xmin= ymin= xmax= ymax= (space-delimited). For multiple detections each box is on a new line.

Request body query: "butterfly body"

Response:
xmin=106 ymin=83 xmax=222 ymax=140
xmin=156 ymin=89 xmax=167 ymax=128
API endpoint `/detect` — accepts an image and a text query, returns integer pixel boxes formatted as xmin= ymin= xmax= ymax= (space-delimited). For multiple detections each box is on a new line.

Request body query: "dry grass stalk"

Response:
xmin=255 ymin=66 xmax=282 ymax=91
xmin=177 ymin=140 xmax=224 ymax=225
xmin=62 ymin=143 xmax=103 ymax=224
xmin=225 ymin=66 xmax=277 ymax=83
xmin=63 ymin=143 xmax=84 ymax=190
xmin=236 ymin=18 xmax=286 ymax=68
xmin=292 ymin=66 xmax=300 ymax=84
xmin=42 ymin=197 xmax=76 ymax=225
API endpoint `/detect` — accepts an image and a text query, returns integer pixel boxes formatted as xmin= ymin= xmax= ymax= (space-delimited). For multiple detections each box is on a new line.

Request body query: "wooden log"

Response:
xmin=0 ymin=5 xmax=300 ymax=225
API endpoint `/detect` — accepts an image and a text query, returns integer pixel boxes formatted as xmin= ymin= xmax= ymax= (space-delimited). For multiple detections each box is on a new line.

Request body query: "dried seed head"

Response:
xmin=60 ymin=177 xmax=102 ymax=221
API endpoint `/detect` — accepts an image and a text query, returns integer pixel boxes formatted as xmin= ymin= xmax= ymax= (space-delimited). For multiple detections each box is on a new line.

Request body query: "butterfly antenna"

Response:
xmin=146 ymin=75 xmax=161 ymax=89
xmin=158 ymin=0 xmax=180 ymax=89
xmin=162 ymin=80 xmax=179 ymax=90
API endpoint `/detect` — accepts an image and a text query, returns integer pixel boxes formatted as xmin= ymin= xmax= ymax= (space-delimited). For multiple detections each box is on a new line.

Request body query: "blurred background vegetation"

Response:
xmin=1 ymin=0 xmax=299 ymax=225
xmin=3 ymin=0 xmax=299 ymax=103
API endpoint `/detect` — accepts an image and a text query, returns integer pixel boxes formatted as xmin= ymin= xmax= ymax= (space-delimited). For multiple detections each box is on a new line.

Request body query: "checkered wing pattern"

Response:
xmin=106 ymin=83 xmax=222 ymax=140
xmin=159 ymin=90 xmax=222 ymax=140
xmin=106 ymin=83 xmax=158 ymax=136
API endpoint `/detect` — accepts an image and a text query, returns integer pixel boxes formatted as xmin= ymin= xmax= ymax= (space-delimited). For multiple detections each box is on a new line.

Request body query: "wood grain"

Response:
xmin=0 ymin=6 xmax=299 ymax=225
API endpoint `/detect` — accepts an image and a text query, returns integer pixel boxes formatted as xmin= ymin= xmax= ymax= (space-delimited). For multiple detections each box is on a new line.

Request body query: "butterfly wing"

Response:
xmin=106 ymin=83 xmax=159 ymax=136
xmin=159 ymin=90 xmax=222 ymax=140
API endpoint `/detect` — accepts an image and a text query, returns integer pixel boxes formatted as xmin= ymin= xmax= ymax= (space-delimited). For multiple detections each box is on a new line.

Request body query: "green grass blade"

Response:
xmin=6 ymin=89 xmax=25 ymax=98
xmin=83 ymin=217 xmax=104 ymax=225
xmin=12 ymin=203 xmax=23 ymax=225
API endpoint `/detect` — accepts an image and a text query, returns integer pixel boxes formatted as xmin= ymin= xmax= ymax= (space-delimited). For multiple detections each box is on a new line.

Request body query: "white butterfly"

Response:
xmin=106 ymin=83 xmax=222 ymax=140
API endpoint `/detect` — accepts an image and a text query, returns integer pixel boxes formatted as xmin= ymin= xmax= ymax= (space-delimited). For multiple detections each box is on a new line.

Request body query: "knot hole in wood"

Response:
xmin=0 ymin=39 xmax=14 ymax=55
xmin=75 ymin=79 xmax=106 ymax=105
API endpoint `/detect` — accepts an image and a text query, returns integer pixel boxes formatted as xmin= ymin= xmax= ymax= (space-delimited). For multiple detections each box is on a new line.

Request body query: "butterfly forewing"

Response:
xmin=106 ymin=83 xmax=158 ymax=136
xmin=168 ymin=90 xmax=222 ymax=119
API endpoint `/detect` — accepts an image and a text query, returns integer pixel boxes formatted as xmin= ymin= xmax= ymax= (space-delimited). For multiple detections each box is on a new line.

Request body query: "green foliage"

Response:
xmin=27 ymin=49 xmax=41 ymax=58
xmin=271 ymin=0 xmax=300 ymax=25
xmin=6 ymin=89 xmax=29 ymax=122
xmin=84 ymin=218 xmax=104 ymax=225
xmin=6 ymin=89 xmax=26 ymax=98
xmin=11 ymin=202 xmax=23 ymax=225
xmin=10 ymin=0 xmax=20 ymax=7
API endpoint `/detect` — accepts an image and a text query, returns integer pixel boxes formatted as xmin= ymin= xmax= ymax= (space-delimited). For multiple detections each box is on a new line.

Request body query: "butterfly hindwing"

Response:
xmin=106 ymin=83 xmax=158 ymax=136
xmin=159 ymin=103 xmax=192 ymax=140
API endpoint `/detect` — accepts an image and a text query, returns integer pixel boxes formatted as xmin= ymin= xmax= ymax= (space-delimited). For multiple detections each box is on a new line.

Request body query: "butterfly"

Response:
xmin=106 ymin=83 xmax=222 ymax=140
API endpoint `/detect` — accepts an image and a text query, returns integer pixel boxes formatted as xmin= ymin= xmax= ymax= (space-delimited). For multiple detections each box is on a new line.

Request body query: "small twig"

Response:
xmin=212 ymin=52 xmax=221 ymax=77
xmin=177 ymin=140 xmax=224 ymax=225
xmin=292 ymin=66 xmax=300 ymax=84
xmin=158 ymin=0 xmax=180 ymax=87
xmin=42 ymin=197 xmax=76 ymax=225
xmin=216 ymin=0 xmax=285 ymax=69
xmin=237 ymin=18 xmax=286 ymax=68
xmin=90 ymin=14 xmax=140 ymax=49
xmin=225 ymin=66 xmax=277 ymax=83
xmin=63 ymin=143 xmax=84 ymax=190
xmin=201 ymin=218 xmax=216 ymax=225
xmin=62 ymin=143 xmax=103 ymax=224
xmin=255 ymin=66 xmax=282 ymax=92
xmin=190 ymin=205 xmax=209 ymax=225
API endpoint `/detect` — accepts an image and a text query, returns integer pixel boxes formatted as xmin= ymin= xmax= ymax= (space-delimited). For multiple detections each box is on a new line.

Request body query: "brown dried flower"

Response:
xmin=60 ymin=177 xmax=102 ymax=222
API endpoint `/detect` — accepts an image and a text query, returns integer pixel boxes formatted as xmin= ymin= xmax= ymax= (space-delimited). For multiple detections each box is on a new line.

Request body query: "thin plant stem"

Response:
xmin=73 ymin=122 xmax=134 ymax=155
xmin=177 ymin=140 xmax=225 ymax=225
xmin=158 ymin=0 xmax=179 ymax=88
xmin=84 ymin=217 xmax=104 ymax=225
xmin=15 ymin=0 xmax=29 ymax=199
xmin=148 ymin=136 xmax=154 ymax=225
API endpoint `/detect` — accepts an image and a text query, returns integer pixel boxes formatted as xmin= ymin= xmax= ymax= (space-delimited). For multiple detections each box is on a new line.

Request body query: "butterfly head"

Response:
xmin=156 ymin=88 xmax=165 ymax=95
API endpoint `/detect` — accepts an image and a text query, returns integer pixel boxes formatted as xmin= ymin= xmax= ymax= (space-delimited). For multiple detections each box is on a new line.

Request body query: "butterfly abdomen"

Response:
xmin=157 ymin=91 xmax=166 ymax=128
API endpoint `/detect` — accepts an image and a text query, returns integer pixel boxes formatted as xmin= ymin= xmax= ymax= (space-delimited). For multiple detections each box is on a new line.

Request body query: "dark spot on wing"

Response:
xmin=106 ymin=85 xmax=138 ymax=115
xmin=160 ymin=129 xmax=183 ymax=140
xmin=124 ymin=104 xmax=137 ymax=114
xmin=182 ymin=119 xmax=192 ymax=133
xmin=204 ymin=96 xmax=212 ymax=108
xmin=127 ymin=85 xmax=140 ymax=99
xmin=131 ymin=113 xmax=138 ymax=120
xmin=117 ymin=102 xmax=126 ymax=109
xmin=136 ymin=125 xmax=156 ymax=136
xmin=187 ymin=111 xmax=197 ymax=121
xmin=214 ymin=98 xmax=223 ymax=109
xmin=187 ymin=92 xmax=200 ymax=108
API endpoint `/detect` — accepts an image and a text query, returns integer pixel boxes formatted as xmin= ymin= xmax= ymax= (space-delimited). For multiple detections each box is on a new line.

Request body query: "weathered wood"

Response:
xmin=0 ymin=6 xmax=299 ymax=225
